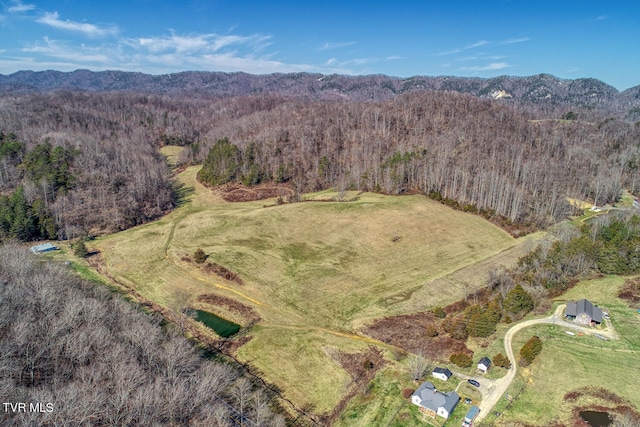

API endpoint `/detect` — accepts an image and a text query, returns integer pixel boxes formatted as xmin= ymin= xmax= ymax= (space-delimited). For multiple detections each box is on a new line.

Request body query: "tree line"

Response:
xmin=0 ymin=244 xmax=286 ymax=426
xmin=441 ymin=211 xmax=640 ymax=343
xmin=1 ymin=89 xmax=638 ymax=239
xmin=0 ymin=133 xmax=75 ymax=240
xmin=190 ymin=92 xmax=639 ymax=229
xmin=0 ymin=93 xmax=180 ymax=240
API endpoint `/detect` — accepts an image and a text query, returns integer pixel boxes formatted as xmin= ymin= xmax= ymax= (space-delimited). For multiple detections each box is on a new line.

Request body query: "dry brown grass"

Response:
xmin=618 ymin=277 xmax=640 ymax=306
xmin=196 ymin=294 xmax=260 ymax=323
xmin=89 ymin=164 xmax=534 ymax=417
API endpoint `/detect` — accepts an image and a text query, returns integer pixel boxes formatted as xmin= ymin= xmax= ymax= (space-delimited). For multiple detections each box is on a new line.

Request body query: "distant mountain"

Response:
xmin=1 ymin=69 xmax=639 ymax=119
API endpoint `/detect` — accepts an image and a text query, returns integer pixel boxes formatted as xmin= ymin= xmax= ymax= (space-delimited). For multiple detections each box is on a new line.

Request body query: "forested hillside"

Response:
xmin=0 ymin=244 xmax=286 ymax=426
xmin=0 ymin=93 xmax=180 ymax=239
xmin=0 ymin=86 xmax=638 ymax=240
xmin=193 ymin=92 xmax=639 ymax=229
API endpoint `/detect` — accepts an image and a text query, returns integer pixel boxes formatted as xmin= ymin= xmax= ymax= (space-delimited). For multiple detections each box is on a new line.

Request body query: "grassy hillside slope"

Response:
xmin=89 ymin=148 xmax=530 ymax=415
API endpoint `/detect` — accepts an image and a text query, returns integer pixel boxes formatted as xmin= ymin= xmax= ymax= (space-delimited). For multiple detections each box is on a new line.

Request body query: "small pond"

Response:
xmin=195 ymin=310 xmax=241 ymax=338
xmin=579 ymin=411 xmax=612 ymax=427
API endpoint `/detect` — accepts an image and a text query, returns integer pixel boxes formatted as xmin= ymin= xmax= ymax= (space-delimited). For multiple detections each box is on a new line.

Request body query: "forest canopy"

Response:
xmin=191 ymin=92 xmax=639 ymax=229
xmin=1 ymin=89 xmax=639 ymax=240
xmin=0 ymin=244 xmax=285 ymax=426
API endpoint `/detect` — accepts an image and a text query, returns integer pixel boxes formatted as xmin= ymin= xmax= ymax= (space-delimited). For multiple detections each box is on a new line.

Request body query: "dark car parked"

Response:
xmin=468 ymin=379 xmax=480 ymax=387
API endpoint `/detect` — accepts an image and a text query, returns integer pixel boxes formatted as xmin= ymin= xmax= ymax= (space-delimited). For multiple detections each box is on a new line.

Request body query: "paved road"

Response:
xmin=472 ymin=304 xmax=618 ymax=424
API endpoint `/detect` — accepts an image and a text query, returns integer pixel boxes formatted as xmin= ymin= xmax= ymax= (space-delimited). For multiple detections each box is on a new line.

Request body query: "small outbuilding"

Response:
xmin=30 ymin=243 xmax=58 ymax=254
xmin=432 ymin=367 xmax=453 ymax=382
xmin=462 ymin=405 xmax=480 ymax=427
xmin=477 ymin=357 xmax=491 ymax=374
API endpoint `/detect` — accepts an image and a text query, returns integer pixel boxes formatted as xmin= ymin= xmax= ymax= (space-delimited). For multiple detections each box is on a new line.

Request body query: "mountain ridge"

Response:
xmin=1 ymin=69 xmax=639 ymax=119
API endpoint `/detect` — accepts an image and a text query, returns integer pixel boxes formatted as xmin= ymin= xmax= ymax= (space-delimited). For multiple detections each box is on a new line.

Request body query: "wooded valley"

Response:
xmin=1 ymin=74 xmax=640 ymax=426
xmin=0 ymin=244 xmax=287 ymax=426
xmin=1 ymin=86 xmax=639 ymax=241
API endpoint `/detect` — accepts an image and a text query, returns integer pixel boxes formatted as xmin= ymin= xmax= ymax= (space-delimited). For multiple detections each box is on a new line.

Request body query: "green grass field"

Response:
xmin=487 ymin=276 xmax=640 ymax=426
xmin=85 ymin=147 xmax=533 ymax=416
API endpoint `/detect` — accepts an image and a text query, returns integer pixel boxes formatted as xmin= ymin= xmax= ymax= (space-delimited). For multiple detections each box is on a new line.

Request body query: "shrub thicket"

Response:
xmin=519 ymin=335 xmax=543 ymax=366
xmin=193 ymin=248 xmax=207 ymax=263
xmin=493 ymin=353 xmax=511 ymax=369
xmin=449 ymin=352 xmax=473 ymax=368
xmin=73 ymin=239 xmax=88 ymax=258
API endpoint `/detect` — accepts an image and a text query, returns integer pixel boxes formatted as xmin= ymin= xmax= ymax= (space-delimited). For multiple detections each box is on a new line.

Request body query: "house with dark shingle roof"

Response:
xmin=411 ymin=381 xmax=460 ymax=419
xmin=431 ymin=367 xmax=453 ymax=381
xmin=477 ymin=357 xmax=491 ymax=374
xmin=566 ymin=298 xmax=602 ymax=325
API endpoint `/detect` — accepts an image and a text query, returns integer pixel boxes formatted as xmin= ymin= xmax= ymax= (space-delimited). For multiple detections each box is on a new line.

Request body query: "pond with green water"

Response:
xmin=195 ymin=310 xmax=241 ymax=338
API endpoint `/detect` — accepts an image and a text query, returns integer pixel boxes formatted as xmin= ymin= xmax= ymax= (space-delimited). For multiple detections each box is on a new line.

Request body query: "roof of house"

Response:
xmin=412 ymin=381 xmax=460 ymax=414
xmin=464 ymin=405 xmax=480 ymax=421
xmin=478 ymin=357 xmax=491 ymax=367
xmin=432 ymin=367 xmax=453 ymax=378
xmin=30 ymin=242 xmax=58 ymax=253
xmin=566 ymin=298 xmax=603 ymax=323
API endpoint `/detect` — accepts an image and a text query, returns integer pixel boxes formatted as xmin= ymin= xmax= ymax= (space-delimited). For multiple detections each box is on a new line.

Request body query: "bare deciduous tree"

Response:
xmin=0 ymin=244 xmax=285 ymax=426
xmin=407 ymin=351 xmax=432 ymax=382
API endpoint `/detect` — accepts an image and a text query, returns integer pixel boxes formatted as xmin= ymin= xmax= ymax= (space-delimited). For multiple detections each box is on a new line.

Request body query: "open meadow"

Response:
xmin=86 ymin=147 xmax=533 ymax=417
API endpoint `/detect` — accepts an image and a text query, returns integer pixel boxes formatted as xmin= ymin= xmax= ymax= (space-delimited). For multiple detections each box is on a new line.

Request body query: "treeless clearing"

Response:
xmin=160 ymin=145 xmax=184 ymax=168
xmin=89 ymin=161 xmax=532 ymax=416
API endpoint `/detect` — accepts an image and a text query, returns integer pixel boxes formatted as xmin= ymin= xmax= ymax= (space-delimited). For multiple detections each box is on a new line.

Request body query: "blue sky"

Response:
xmin=1 ymin=0 xmax=638 ymax=90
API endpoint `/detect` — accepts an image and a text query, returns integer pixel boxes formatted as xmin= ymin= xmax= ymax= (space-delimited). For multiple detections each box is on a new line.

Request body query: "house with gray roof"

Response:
xmin=411 ymin=381 xmax=460 ymax=419
xmin=29 ymin=242 xmax=58 ymax=254
xmin=431 ymin=367 xmax=453 ymax=381
xmin=566 ymin=298 xmax=602 ymax=325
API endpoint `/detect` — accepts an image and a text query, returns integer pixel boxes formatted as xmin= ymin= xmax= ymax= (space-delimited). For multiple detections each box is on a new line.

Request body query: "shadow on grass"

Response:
xmin=173 ymin=182 xmax=196 ymax=208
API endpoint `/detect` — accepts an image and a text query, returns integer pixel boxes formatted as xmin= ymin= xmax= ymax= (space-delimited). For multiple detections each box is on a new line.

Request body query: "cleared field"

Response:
xmin=89 ymin=151 xmax=529 ymax=415
xmin=160 ymin=144 xmax=183 ymax=167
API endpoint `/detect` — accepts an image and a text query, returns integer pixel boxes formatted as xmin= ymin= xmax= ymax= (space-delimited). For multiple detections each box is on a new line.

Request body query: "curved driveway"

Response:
xmin=473 ymin=304 xmax=618 ymax=423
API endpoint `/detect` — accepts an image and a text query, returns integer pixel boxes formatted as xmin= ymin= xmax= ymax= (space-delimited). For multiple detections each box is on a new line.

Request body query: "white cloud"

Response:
xmin=437 ymin=48 xmax=462 ymax=56
xmin=438 ymin=40 xmax=489 ymax=56
xmin=459 ymin=55 xmax=505 ymax=62
xmin=460 ymin=62 xmax=511 ymax=71
xmin=320 ymin=55 xmax=400 ymax=69
xmin=8 ymin=0 xmax=35 ymax=13
xmin=465 ymin=40 xmax=489 ymax=49
xmin=36 ymin=11 xmax=118 ymax=37
xmin=501 ymin=37 xmax=530 ymax=44
xmin=23 ymin=37 xmax=112 ymax=63
xmin=318 ymin=41 xmax=357 ymax=51
xmin=134 ymin=32 xmax=270 ymax=55
xmin=2 ymin=21 xmax=373 ymax=77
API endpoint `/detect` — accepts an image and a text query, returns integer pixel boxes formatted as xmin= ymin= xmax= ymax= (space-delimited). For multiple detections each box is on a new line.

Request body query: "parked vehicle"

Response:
xmin=467 ymin=379 xmax=480 ymax=387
